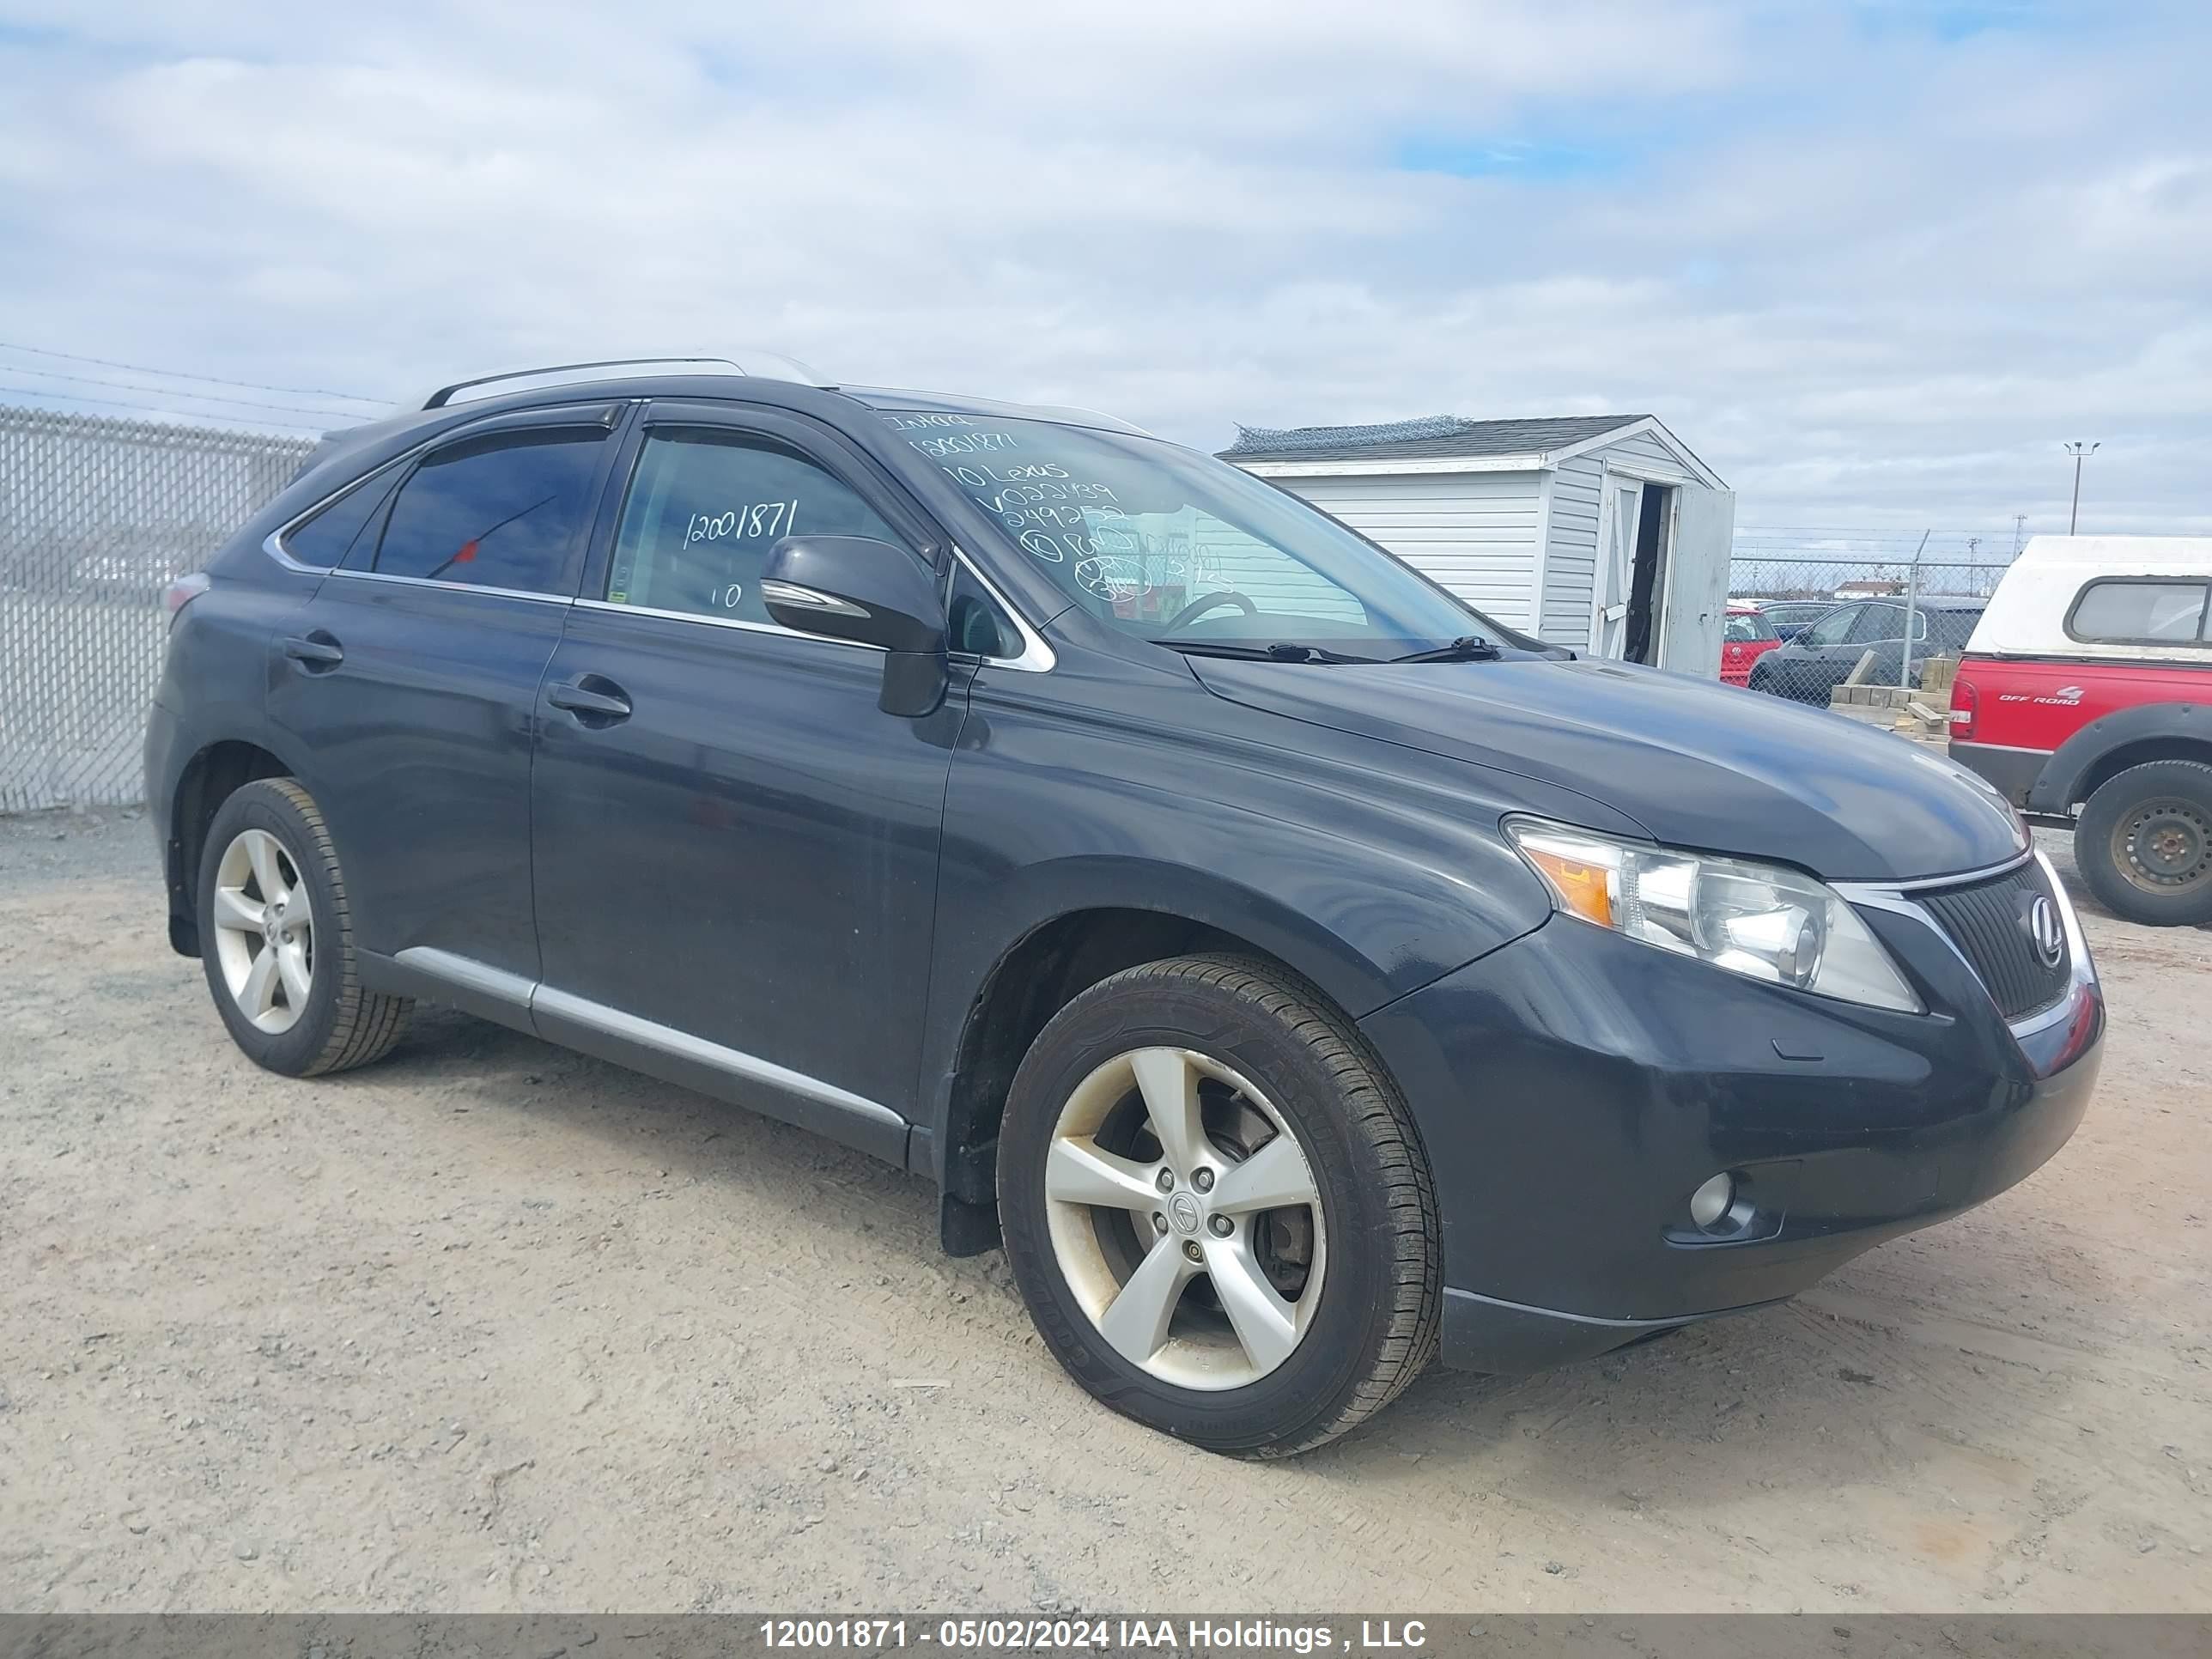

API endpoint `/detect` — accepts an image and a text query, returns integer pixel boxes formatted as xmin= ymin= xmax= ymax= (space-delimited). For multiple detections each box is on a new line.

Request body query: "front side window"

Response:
xmin=370 ymin=428 xmax=605 ymax=592
xmin=1803 ymin=605 xmax=1860 ymax=647
xmin=2069 ymin=580 xmax=2210 ymax=644
xmin=947 ymin=563 xmax=1013 ymax=658
xmin=880 ymin=411 xmax=1488 ymax=655
xmin=1847 ymin=605 xmax=1904 ymax=644
xmin=605 ymin=428 xmax=905 ymax=624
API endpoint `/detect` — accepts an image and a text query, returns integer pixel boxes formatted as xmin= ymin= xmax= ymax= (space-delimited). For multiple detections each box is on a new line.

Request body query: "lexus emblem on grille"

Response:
xmin=2027 ymin=896 xmax=2064 ymax=969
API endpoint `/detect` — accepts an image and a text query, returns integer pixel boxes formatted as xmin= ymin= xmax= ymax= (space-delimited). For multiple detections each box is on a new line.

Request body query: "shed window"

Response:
xmin=2067 ymin=580 xmax=2211 ymax=645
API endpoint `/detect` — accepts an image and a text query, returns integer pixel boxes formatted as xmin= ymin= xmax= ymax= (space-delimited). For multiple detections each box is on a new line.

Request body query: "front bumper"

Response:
xmin=1358 ymin=852 xmax=2102 ymax=1374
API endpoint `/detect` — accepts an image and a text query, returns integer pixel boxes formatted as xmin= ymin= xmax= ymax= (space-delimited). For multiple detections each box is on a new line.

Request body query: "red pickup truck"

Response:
xmin=1948 ymin=537 xmax=2211 ymax=925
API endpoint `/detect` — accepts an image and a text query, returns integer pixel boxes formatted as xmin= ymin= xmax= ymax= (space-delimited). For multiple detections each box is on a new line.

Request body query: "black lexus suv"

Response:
xmin=147 ymin=359 xmax=2103 ymax=1455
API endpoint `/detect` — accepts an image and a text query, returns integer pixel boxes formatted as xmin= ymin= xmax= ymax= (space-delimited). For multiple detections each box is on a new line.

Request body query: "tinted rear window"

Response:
xmin=370 ymin=428 xmax=605 ymax=592
xmin=2068 ymin=580 xmax=2210 ymax=644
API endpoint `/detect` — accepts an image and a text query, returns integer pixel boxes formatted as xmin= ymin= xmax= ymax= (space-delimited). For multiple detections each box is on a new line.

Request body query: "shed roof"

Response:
xmin=1218 ymin=413 xmax=1646 ymax=464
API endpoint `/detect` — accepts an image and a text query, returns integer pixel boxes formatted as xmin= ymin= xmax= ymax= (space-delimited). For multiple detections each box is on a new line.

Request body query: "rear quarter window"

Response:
xmin=278 ymin=470 xmax=399 ymax=569
xmin=2065 ymin=579 xmax=2211 ymax=645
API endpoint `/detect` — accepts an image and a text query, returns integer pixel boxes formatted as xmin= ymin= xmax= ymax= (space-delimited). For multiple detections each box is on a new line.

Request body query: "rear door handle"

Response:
xmin=281 ymin=631 xmax=343 ymax=670
xmin=544 ymin=677 xmax=632 ymax=724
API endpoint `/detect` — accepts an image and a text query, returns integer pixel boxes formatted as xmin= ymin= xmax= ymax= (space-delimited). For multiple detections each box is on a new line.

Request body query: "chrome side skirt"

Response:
xmin=391 ymin=946 xmax=908 ymax=1148
xmin=531 ymin=985 xmax=903 ymax=1129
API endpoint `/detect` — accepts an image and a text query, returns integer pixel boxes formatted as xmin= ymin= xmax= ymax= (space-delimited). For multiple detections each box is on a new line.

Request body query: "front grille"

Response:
xmin=1917 ymin=860 xmax=2071 ymax=1021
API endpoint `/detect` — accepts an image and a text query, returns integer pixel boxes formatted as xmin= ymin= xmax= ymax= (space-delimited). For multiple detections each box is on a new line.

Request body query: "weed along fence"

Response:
xmin=0 ymin=405 xmax=316 ymax=812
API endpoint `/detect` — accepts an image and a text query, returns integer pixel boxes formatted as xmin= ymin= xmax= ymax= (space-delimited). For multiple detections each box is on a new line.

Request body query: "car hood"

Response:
xmin=1185 ymin=655 xmax=2026 ymax=882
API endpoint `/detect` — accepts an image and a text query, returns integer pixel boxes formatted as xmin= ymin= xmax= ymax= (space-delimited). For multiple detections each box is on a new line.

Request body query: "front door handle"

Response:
xmin=281 ymin=631 xmax=343 ymax=670
xmin=545 ymin=677 xmax=632 ymax=724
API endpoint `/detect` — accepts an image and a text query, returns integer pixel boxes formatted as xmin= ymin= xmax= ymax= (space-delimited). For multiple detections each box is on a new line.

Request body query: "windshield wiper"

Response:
xmin=1390 ymin=635 xmax=1503 ymax=663
xmin=1151 ymin=639 xmax=1382 ymax=665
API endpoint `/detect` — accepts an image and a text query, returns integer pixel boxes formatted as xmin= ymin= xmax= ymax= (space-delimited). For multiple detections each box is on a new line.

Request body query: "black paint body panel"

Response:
xmin=147 ymin=371 xmax=2099 ymax=1382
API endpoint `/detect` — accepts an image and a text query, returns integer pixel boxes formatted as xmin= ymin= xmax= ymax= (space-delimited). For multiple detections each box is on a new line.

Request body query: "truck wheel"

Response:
xmin=997 ymin=955 xmax=1439 ymax=1456
xmin=2076 ymin=760 xmax=2212 ymax=927
xmin=196 ymin=778 xmax=412 ymax=1075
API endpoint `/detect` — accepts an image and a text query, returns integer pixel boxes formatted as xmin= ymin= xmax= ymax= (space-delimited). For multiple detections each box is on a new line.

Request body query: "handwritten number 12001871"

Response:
xmin=685 ymin=500 xmax=799 ymax=545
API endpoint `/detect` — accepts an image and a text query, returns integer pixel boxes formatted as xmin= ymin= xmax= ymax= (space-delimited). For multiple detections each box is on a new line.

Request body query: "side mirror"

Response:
xmin=761 ymin=535 xmax=949 ymax=717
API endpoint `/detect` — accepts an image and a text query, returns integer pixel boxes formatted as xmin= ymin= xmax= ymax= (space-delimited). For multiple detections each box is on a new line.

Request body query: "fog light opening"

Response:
xmin=1688 ymin=1172 xmax=1737 ymax=1232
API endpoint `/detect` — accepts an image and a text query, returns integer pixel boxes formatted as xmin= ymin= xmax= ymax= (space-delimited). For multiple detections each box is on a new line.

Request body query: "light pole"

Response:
xmin=2065 ymin=441 xmax=2100 ymax=534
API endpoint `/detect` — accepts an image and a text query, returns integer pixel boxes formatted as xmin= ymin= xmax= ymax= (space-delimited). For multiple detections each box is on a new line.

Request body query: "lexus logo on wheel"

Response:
xmin=2027 ymin=896 xmax=2064 ymax=969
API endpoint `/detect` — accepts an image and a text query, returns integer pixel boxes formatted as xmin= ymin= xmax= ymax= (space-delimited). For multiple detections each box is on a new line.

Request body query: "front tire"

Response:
xmin=196 ymin=778 xmax=411 ymax=1075
xmin=998 ymin=955 xmax=1439 ymax=1456
xmin=2075 ymin=760 xmax=2212 ymax=927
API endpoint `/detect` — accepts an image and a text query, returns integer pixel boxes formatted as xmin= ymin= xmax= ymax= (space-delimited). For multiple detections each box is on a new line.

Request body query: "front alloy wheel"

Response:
xmin=1044 ymin=1046 xmax=1327 ymax=1389
xmin=999 ymin=955 xmax=1440 ymax=1456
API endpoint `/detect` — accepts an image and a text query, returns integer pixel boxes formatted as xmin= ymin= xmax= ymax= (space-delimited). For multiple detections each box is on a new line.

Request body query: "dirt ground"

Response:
xmin=2 ymin=807 xmax=2206 ymax=1615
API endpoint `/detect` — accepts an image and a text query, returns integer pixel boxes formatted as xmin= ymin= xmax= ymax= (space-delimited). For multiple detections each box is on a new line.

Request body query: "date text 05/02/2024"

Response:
xmin=757 ymin=1618 xmax=1430 ymax=1652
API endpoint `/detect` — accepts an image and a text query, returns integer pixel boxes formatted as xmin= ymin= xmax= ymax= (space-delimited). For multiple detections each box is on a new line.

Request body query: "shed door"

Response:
xmin=1657 ymin=485 xmax=1735 ymax=677
xmin=1591 ymin=477 xmax=1643 ymax=659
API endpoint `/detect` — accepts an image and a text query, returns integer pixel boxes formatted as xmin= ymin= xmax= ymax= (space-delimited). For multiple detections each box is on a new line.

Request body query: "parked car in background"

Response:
xmin=1748 ymin=596 xmax=1985 ymax=704
xmin=1720 ymin=602 xmax=1783 ymax=685
xmin=1950 ymin=536 xmax=2212 ymax=927
xmin=1738 ymin=597 xmax=1843 ymax=641
xmin=70 ymin=549 xmax=198 ymax=600
xmin=145 ymin=358 xmax=2101 ymax=1455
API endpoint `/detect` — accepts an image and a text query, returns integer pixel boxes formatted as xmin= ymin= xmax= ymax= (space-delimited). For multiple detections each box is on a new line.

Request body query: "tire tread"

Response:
xmin=228 ymin=778 xmax=411 ymax=1075
xmin=2076 ymin=758 xmax=2212 ymax=927
xmin=1025 ymin=952 xmax=1441 ymax=1457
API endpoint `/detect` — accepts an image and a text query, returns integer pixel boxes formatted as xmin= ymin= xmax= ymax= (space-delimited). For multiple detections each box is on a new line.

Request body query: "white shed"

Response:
xmin=1220 ymin=414 xmax=1736 ymax=675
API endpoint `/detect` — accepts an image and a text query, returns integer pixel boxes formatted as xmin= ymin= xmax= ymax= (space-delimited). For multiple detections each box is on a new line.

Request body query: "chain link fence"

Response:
xmin=1728 ymin=549 xmax=2014 ymax=710
xmin=0 ymin=404 xmax=2045 ymax=811
xmin=1 ymin=405 xmax=316 ymax=812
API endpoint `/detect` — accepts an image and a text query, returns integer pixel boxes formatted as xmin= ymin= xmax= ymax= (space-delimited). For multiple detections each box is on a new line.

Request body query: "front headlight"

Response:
xmin=1504 ymin=817 xmax=1923 ymax=1013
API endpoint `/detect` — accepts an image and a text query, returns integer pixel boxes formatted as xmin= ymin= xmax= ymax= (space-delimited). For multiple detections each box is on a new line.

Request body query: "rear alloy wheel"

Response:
xmin=999 ymin=955 xmax=1439 ymax=1456
xmin=210 ymin=828 xmax=315 ymax=1035
xmin=2077 ymin=760 xmax=2212 ymax=927
xmin=196 ymin=778 xmax=412 ymax=1075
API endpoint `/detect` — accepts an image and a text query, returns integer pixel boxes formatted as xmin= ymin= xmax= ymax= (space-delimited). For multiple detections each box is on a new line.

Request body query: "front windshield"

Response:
xmin=881 ymin=410 xmax=1498 ymax=655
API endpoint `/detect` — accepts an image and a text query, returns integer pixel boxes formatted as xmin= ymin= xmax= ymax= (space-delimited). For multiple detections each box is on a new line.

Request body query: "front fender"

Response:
xmin=2029 ymin=699 xmax=2212 ymax=811
xmin=911 ymin=655 xmax=1592 ymax=1182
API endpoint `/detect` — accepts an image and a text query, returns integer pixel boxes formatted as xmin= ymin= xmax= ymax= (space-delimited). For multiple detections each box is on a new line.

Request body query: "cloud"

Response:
xmin=1 ymin=0 xmax=2206 ymax=532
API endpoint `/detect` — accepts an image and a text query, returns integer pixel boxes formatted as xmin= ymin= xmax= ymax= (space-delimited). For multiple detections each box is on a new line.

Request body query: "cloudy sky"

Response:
xmin=2 ymin=0 xmax=2206 ymax=537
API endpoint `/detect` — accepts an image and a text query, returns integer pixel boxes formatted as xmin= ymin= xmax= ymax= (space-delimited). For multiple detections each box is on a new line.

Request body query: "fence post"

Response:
xmin=1899 ymin=529 xmax=1929 ymax=691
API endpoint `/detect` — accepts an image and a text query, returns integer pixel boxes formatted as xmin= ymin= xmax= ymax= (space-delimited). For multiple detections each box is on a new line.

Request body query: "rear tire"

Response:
xmin=196 ymin=778 xmax=412 ymax=1075
xmin=2075 ymin=760 xmax=2212 ymax=927
xmin=997 ymin=955 xmax=1439 ymax=1456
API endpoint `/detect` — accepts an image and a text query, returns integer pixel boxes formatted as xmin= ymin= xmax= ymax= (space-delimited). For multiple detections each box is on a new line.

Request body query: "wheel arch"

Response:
xmin=923 ymin=861 xmax=1432 ymax=1255
xmin=2029 ymin=702 xmax=2212 ymax=812
xmin=164 ymin=738 xmax=303 ymax=956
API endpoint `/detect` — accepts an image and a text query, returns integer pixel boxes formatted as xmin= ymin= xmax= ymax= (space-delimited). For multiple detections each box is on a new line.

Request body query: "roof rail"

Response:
xmin=420 ymin=352 xmax=824 ymax=410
